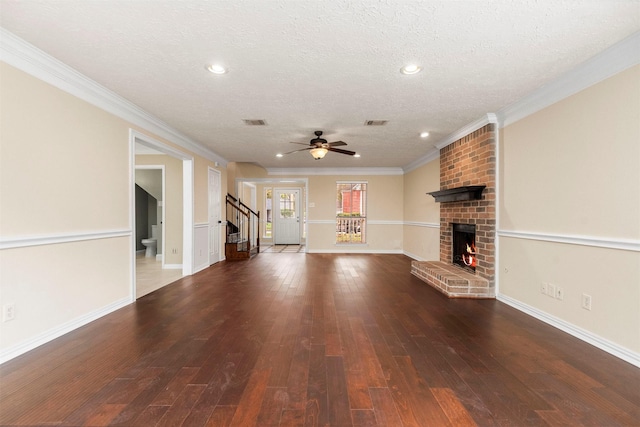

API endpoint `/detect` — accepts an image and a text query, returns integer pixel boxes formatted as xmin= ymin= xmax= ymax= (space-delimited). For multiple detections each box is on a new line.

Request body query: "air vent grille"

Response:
xmin=243 ymin=119 xmax=267 ymax=126
xmin=365 ymin=120 xmax=388 ymax=126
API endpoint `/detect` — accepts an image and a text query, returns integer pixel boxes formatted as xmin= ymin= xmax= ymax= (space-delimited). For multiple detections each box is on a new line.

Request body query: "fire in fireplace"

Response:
xmin=452 ymin=223 xmax=476 ymax=271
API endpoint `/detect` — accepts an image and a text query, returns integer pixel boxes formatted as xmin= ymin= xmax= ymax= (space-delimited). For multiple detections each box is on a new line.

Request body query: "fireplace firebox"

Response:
xmin=452 ymin=223 xmax=476 ymax=271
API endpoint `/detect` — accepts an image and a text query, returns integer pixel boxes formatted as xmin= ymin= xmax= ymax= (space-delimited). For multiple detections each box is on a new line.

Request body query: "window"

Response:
xmin=279 ymin=192 xmax=296 ymax=218
xmin=336 ymin=182 xmax=367 ymax=243
xmin=264 ymin=188 xmax=272 ymax=238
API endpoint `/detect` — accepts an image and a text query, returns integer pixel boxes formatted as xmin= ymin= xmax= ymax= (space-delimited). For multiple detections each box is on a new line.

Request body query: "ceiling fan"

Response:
xmin=284 ymin=131 xmax=356 ymax=160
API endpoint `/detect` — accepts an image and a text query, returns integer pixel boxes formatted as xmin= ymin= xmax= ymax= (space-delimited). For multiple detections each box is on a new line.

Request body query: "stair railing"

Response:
xmin=225 ymin=194 xmax=260 ymax=255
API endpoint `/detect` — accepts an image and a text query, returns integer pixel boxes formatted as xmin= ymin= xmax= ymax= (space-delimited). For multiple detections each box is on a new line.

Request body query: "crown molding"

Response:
xmin=414 ymin=31 xmax=640 ymax=170
xmin=0 ymin=28 xmax=227 ymax=166
xmin=497 ymin=31 xmax=640 ymax=128
xmin=402 ymin=112 xmax=498 ymax=173
xmin=402 ymin=148 xmax=440 ymax=174
xmin=266 ymin=167 xmax=404 ymax=176
xmin=434 ymin=113 xmax=498 ymax=150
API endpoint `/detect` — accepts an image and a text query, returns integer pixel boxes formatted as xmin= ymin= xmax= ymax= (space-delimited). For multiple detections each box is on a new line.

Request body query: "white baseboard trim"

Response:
xmin=497 ymin=294 xmax=640 ymax=368
xmin=155 ymin=254 xmax=163 ymax=261
xmin=193 ymin=262 xmax=209 ymax=274
xmin=163 ymin=264 xmax=183 ymax=270
xmin=0 ymin=296 xmax=131 ymax=365
xmin=403 ymin=250 xmax=425 ymax=261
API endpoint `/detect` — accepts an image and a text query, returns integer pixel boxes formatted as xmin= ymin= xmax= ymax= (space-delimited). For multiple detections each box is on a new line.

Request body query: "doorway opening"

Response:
xmin=235 ymin=178 xmax=308 ymax=252
xmin=130 ymin=129 xmax=194 ymax=300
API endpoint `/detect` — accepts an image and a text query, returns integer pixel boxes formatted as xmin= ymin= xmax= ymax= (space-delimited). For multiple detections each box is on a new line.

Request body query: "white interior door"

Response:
xmin=208 ymin=168 xmax=221 ymax=264
xmin=274 ymin=188 xmax=300 ymax=245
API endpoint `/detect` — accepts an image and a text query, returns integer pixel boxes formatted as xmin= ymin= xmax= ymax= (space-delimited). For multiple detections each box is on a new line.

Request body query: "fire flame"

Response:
xmin=463 ymin=241 xmax=477 ymax=267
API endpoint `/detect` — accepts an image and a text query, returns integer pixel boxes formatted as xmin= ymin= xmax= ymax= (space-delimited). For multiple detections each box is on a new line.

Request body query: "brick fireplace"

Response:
xmin=411 ymin=124 xmax=496 ymax=298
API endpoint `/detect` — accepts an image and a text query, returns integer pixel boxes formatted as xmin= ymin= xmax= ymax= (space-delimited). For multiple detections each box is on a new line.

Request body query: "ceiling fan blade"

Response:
xmin=283 ymin=147 xmax=313 ymax=155
xmin=289 ymin=141 xmax=311 ymax=146
xmin=327 ymin=141 xmax=347 ymax=147
xmin=328 ymin=147 xmax=356 ymax=156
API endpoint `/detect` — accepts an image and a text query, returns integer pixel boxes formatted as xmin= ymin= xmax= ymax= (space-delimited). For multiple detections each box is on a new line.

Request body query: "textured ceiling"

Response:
xmin=1 ymin=0 xmax=639 ymax=169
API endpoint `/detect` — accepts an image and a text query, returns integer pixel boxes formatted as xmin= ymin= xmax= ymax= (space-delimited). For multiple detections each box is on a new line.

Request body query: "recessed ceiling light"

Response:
xmin=276 ymin=153 xmax=283 ymax=158
xmin=400 ymin=64 xmax=422 ymax=75
xmin=354 ymin=154 xmax=361 ymax=158
xmin=206 ymin=64 xmax=227 ymax=74
xmin=420 ymin=132 xmax=430 ymax=138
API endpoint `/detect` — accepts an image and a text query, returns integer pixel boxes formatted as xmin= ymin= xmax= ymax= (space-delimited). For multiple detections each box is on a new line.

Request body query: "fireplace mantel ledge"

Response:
xmin=427 ymin=185 xmax=486 ymax=203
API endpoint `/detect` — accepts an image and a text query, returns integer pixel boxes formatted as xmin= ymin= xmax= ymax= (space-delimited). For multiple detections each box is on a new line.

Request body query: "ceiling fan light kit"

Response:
xmin=310 ymin=147 xmax=328 ymax=159
xmin=283 ymin=130 xmax=356 ymax=160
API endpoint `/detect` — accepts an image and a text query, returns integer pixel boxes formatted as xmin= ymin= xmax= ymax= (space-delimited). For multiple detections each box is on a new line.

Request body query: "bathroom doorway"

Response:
xmin=135 ymin=166 xmax=164 ymax=265
xmin=131 ymin=130 xmax=194 ymax=300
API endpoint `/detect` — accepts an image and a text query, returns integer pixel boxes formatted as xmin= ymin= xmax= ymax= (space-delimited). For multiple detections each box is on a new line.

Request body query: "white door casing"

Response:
xmin=208 ymin=167 xmax=221 ymax=265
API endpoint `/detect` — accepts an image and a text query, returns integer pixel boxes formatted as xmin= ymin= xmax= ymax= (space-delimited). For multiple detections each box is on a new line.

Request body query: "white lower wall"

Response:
xmin=0 ymin=236 xmax=132 ymax=362
xmin=499 ymin=235 xmax=640 ymax=363
xmin=402 ymin=223 xmax=440 ymax=261
xmin=193 ymin=223 xmax=209 ymax=272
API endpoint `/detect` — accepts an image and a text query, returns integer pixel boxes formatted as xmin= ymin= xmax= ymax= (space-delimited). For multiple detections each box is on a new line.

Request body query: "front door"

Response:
xmin=274 ymin=188 xmax=300 ymax=245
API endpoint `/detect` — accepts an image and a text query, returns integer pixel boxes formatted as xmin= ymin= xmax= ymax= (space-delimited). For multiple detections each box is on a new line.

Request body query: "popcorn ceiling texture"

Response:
xmin=1 ymin=1 xmax=638 ymax=169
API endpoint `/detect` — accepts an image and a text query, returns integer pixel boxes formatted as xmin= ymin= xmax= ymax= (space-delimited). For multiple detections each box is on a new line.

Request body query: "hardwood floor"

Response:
xmin=1 ymin=253 xmax=638 ymax=426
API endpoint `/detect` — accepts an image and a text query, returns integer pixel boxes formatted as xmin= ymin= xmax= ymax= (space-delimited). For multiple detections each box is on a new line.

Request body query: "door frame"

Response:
xmin=235 ymin=178 xmax=308 ymax=251
xmin=134 ymin=165 xmax=166 ymax=267
xmin=208 ymin=166 xmax=222 ymax=265
xmin=130 ymin=129 xmax=194 ymax=301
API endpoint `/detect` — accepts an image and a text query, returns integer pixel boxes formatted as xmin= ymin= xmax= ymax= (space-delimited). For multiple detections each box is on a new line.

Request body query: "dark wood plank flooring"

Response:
xmin=1 ymin=253 xmax=638 ymax=426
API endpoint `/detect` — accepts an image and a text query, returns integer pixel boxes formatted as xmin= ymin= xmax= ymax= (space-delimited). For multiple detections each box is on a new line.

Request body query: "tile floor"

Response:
xmin=135 ymin=253 xmax=183 ymax=298
xmin=260 ymin=244 xmax=305 ymax=253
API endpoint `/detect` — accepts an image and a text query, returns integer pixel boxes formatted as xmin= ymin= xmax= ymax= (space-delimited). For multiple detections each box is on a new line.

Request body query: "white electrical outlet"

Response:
xmin=2 ymin=303 xmax=16 ymax=322
xmin=556 ymin=287 xmax=564 ymax=300
xmin=540 ymin=283 xmax=548 ymax=295
xmin=582 ymin=294 xmax=592 ymax=310
xmin=548 ymin=284 xmax=556 ymax=298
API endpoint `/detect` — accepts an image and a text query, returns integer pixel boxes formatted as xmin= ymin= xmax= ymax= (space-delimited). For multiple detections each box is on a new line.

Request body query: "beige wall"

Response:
xmin=0 ymin=63 xmax=227 ymax=357
xmin=230 ymin=167 xmax=405 ymax=252
xmin=402 ymin=159 xmax=440 ymax=260
xmin=499 ymin=65 xmax=640 ymax=353
xmin=0 ymin=63 xmax=132 ymax=353
xmin=307 ymin=174 xmax=404 ymax=252
xmin=0 ymin=64 xmax=130 ymax=236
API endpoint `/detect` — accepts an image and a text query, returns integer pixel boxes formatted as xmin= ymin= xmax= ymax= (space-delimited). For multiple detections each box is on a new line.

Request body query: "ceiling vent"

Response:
xmin=365 ymin=120 xmax=388 ymax=126
xmin=243 ymin=119 xmax=267 ymax=126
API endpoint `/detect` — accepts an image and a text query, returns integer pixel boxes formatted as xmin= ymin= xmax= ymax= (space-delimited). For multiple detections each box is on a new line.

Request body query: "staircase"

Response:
xmin=225 ymin=194 xmax=260 ymax=260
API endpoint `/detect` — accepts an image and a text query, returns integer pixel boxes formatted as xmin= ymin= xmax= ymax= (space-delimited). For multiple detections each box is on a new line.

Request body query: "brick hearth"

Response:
xmin=411 ymin=261 xmax=491 ymax=298
xmin=413 ymin=123 xmax=496 ymax=298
